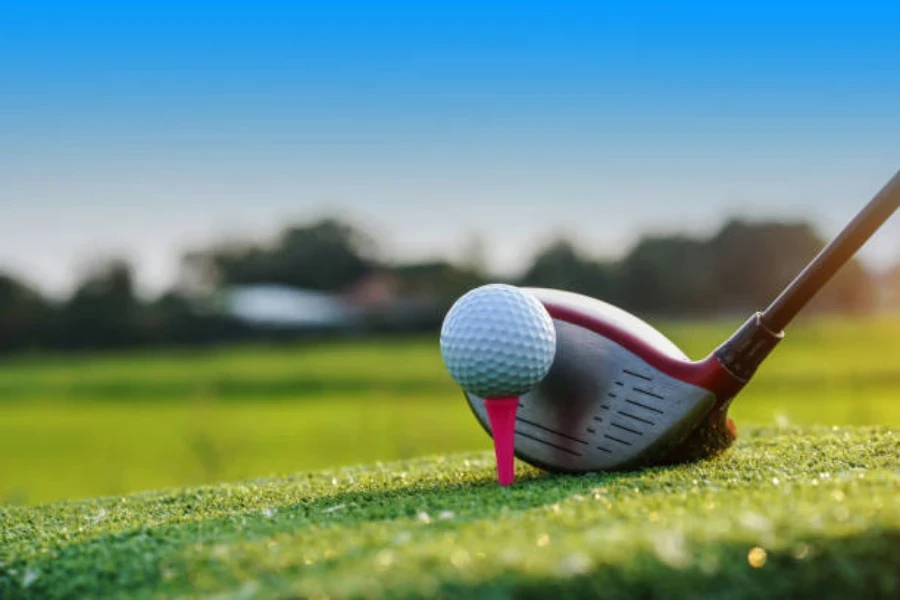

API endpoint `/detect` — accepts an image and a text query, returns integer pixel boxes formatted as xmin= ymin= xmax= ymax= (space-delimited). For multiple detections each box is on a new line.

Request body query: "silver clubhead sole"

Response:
xmin=465 ymin=318 xmax=717 ymax=472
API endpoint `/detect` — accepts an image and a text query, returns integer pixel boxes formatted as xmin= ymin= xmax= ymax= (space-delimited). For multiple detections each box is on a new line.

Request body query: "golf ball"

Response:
xmin=440 ymin=284 xmax=556 ymax=397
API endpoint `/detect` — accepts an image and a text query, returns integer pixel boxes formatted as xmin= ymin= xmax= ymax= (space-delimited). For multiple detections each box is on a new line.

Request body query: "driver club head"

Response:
xmin=465 ymin=288 xmax=750 ymax=472
xmin=462 ymin=170 xmax=898 ymax=474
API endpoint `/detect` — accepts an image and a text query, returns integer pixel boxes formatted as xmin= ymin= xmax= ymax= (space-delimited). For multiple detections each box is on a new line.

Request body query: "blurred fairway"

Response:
xmin=1 ymin=316 xmax=898 ymax=505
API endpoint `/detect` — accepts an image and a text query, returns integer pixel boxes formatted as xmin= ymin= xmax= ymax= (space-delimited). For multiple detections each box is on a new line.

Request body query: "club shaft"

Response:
xmin=760 ymin=169 xmax=900 ymax=332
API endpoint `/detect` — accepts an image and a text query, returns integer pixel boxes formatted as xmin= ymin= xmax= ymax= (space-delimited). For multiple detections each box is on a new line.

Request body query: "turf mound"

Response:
xmin=1 ymin=426 xmax=897 ymax=599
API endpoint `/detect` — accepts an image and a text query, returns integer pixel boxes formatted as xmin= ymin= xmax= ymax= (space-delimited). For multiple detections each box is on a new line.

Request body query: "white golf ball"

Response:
xmin=440 ymin=284 xmax=556 ymax=398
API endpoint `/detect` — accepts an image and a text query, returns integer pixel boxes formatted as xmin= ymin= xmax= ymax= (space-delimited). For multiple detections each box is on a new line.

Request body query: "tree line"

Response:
xmin=0 ymin=217 xmax=894 ymax=353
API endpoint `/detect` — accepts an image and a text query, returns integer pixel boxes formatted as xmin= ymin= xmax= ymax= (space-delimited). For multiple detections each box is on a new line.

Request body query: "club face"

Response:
xmin=465 ymin=319 xmax=718 ymax=472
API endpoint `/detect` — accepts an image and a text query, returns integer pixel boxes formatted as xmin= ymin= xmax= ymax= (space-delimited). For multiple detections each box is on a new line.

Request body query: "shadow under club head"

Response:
xmin=465 ymin=288 xmax=747 ymax=473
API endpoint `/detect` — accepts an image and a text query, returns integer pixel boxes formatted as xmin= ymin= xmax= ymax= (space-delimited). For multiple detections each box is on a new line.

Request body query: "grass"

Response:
xmin=1 ymin=316 xmax=899 ymax=505
xmin=0 ymin=396 xmax=485 ymax=505
xmin=1 ymin=426 xmax=897 ymax=598
xmin=0 ymin=316 xmax=898 ymax=597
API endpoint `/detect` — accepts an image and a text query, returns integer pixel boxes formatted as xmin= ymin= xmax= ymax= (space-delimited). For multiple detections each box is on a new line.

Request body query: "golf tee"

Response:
xmin=484 ymin=397 xmax=519 ymax=485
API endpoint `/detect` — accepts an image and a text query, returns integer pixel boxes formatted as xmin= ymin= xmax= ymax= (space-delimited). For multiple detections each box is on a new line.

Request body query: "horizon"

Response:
xmin=2 ymin=3 xmax=899 ymax=297
xmin=4 ymin=207 xmax=898 ymax=301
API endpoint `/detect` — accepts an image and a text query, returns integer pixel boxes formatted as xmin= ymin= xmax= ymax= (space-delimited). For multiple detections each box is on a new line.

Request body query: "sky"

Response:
xmin=2 ymin=2 xmax=899 ymax=297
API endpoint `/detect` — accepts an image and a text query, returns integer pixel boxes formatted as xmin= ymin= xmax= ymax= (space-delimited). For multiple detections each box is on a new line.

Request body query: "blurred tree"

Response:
xmin=0 ymin=216 xmax=882 ymax=354
xmin=393 ymin=261 xmax=486 ymax=301
xmin=182 ymin=218 xmax=378 ymax=292
xmin=0 ymin=273 xmax=52 ymax=353
xmin=52 ymin=259 xmax=144 ymax=349
xmin=142 ymin=291 xmax=251 ymax=346
xmin=619 ymin=235 xmax=714 ymax=315
xmin=710 ymin=219 xmax=875 ymax=315
xmin=460 ymin=233 xmax=489 ymax=278
xmin=886 ymin=262 xmax=900 ymax=309
xmin=809 ymin=259 xmax=876 ymax=315
xmin=352 ymin=261 xmax=488 ymax=332
xmin=524 ymin=220 xmax=875 ymax=317
xmin=519 ymin=239 xmax=620 ymax=303
xmin=709 ymin=220 xmax=822 ymax=312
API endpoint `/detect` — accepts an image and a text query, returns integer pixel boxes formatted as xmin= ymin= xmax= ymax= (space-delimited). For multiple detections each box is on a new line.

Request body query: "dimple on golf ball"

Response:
xmin=440 ymin=284 xmax=556 ymax=398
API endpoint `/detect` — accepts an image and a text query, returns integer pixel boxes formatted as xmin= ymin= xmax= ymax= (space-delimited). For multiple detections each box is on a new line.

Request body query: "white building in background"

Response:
xmin=213 ymin=272 xmax=446 ymax=332
xmin=222 ymin=284 xmax=359 ymax=328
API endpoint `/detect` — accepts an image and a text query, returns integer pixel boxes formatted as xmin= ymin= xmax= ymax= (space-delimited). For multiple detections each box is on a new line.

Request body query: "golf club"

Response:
xmin=464 ymin=169 xmax=900 ymax=473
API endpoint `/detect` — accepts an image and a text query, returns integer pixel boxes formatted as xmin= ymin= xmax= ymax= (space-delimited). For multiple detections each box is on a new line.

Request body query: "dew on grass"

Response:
xmin=739 ymin=512 xmax=772 ymax=533
xmin=450 ymin=549 xmax=471 ymax=568
xmin=699 ymin=553 xmax=720 ymax=575
xmin=748 ymin=547 xmax=767 ymax=568
xmin=558 ymin=553 xmax=591 ymax=576
xmin=375 ymin=550 xmax=395 ymax=569
xmin=236 ymin=581 xmax=259 ymax=599
xmin=22 ymin=568 xmax=40 ymax=588
xmin=85 ymin=508 xmax=107 ymax=524
xmin=392 ymin=531 xmax=412 ymax=545
xmin=500 ymin=548 xmax=522 ymax=565
xmin=652 ymin=531 xmax=689 ymax=568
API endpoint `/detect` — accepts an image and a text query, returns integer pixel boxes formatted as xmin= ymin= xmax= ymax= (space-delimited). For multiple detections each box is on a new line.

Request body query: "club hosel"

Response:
xmin=714 ymin=312 xmax=785 ymax=382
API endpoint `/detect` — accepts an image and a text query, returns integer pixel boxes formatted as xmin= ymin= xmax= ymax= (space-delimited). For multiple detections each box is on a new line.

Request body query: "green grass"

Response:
xmin=1 ymin=316 xmax=899 ymax=505
xmin=0 ymin=396 xmax=485 ymax=506
xmin=1 ymin=427 xmax=897 ymax=598
xmin=1 ymin=317 xmax=898 ymax=597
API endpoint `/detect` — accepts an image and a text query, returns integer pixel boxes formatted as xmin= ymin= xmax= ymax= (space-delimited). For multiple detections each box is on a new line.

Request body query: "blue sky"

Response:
xmin=2 ymin=2 xmax=899 ymax=295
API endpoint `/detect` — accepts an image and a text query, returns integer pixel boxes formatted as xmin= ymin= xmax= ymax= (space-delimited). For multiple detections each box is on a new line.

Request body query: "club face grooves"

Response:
xmin=622 ymin=369 xmax=653 ymax=382
xmin=513 ymin=429 xmax=584 ymax=457
xmin=515 ymin=416 xmax=589 ymax=445
xmin=610 ymin=422 xmax=644 ymax=436
xmin=618 ymin=410 xmax=655 ymax=426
